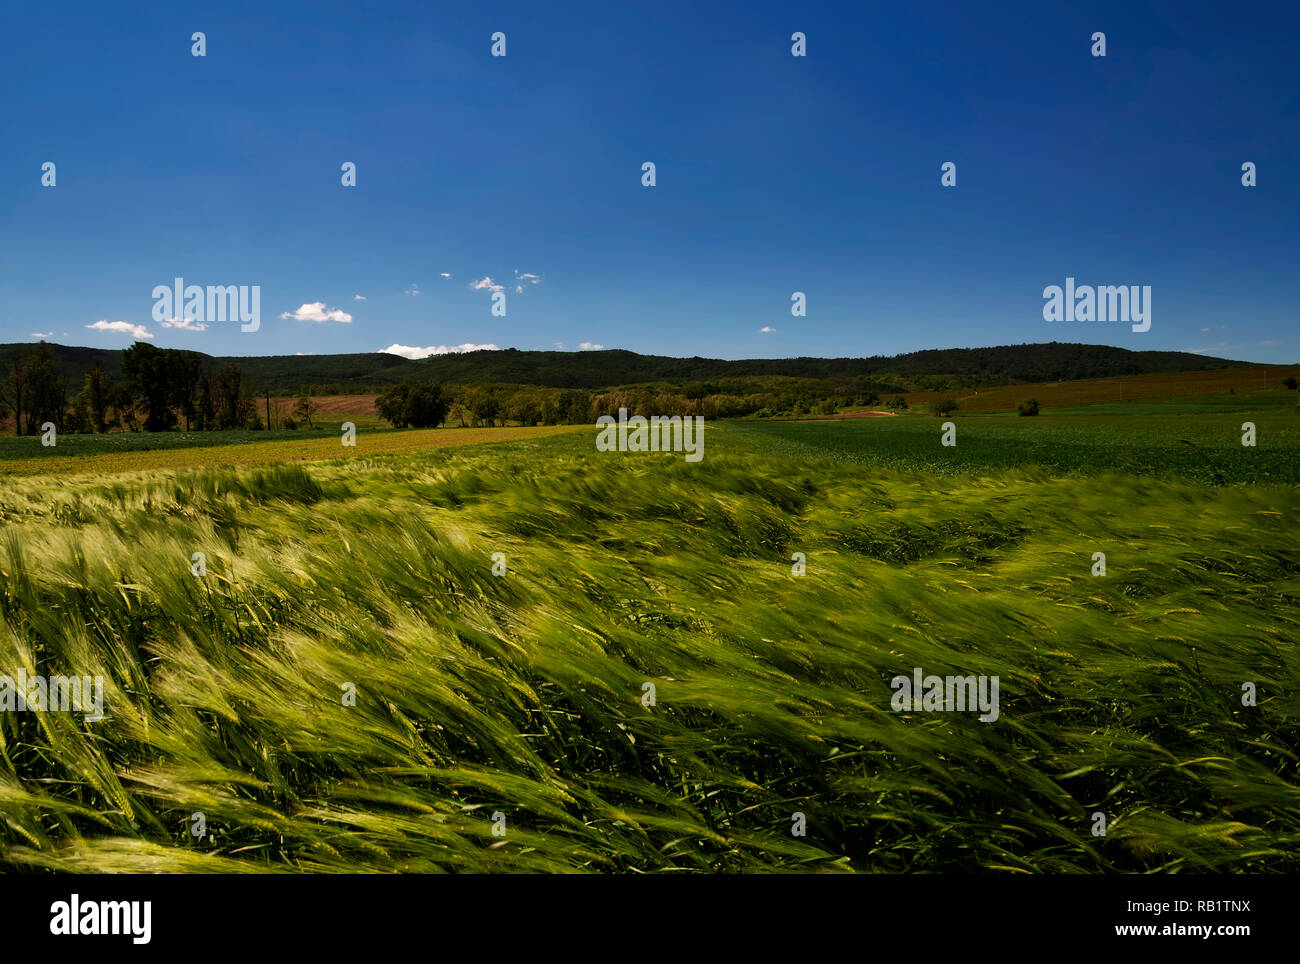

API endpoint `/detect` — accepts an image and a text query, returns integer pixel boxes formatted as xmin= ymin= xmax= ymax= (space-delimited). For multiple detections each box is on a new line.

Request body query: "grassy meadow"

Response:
xmin=0 ymin=408 xmax=1297 ymax=873
xmin=737 ymin=401 xmax=1300 ymax=486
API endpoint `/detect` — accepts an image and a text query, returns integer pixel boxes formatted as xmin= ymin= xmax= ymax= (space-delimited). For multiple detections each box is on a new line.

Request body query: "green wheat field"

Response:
xmin=1 ymin=409 xmax=1297 ymax=873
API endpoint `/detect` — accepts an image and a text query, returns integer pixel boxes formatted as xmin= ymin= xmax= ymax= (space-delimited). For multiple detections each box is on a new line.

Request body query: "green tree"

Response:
xmin=82 ymin=363 xmax=113 ymax=433
xmin=7 ymin=351 xmax=28 ymax=435
xmin=405 ymin=382 xmax=449 ymax=428
xmin=195 ymin=376 xmax=214 ymax=431
xmin=121 ymin=343 xmax=177 ymax=431
xmin=375 ymin=382 xmax=412 ymax=428
xmin=22 ymin=344 xmax=65 ymax=435
xmin=111 ymin=382 xmax=141 ymax=431
xmin=376 ymin=380 xmax=449 ymax=429
xmin=470 ymin=389 xmax=500 ymax=428
xmin=210 ymin=364 xmax=255 ymax=429
xmin=293 ymin=390 xmax=318 ymax=428
xmin=169 ymin=351 xmax=202 ymax=431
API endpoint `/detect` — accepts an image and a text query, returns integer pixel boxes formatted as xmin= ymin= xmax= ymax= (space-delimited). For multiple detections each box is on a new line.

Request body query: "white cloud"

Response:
xmin=759 ymin=325 xmax=776 ymax=333
xmin=405 ymin=284 xmax=421 ymax=296
xmin=474 ymin=272 xmax=540 ymax=297
xmin=578 ymin=341 xmax=605 ymax=350
xmin=379 ymin=343 xmax=499 ymax=360
xmin=31 ymin=331 xmax=52 ymax=338
xmin=279 ymin=302 xmax=354 ymax=323
xmin=514 ymin=271 xmax=541 ymax=296
xmin=160 ymin=317 xmax=209 ymax=332
xmin=440 ymin=272 xmax=451 ymax=279
xmin=354 ymin=294 xmax=367 ymax=301
xmin=86 ymin=320 xmax=152 ymax=339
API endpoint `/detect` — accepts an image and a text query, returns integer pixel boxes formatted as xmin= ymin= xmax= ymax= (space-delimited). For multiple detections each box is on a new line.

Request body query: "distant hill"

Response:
xmin=0 ymin=341 xmax=1263 ymax=395
xmin=407 ymin=343 xmax=1258 ymax=388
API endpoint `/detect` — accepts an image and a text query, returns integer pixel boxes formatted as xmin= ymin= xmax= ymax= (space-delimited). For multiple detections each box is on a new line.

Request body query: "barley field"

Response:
xmin=0 ymin=416 xmax=1297 ymax=873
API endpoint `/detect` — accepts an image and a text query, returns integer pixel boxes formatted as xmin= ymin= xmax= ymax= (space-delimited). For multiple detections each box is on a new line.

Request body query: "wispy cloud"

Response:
xmin=353 ymin=294 xmax=367 ymax=301
xmin=759 ymin=325 xmax=776 ymax=334
xmin=474 ymin=271 xmax=541 ymax=297
xmin=514 ymin=270 xmax=541 ymax=295
xmin=440 ymin=272 xmax=451 ymax=279
xmin=31 ymin=331 xmax=52 ymax=338
xmin=86 ymin=320 xmax=152 ymax=339
xmin=280 ymin=302 xmax=354 ymax=323
xmin=379 ymin=343 xmax=499 ymax=360
xmin=160 ymin=317 xmax=209 ymax=331
xmin=405 ymin=284 xmax=421 ymax=296
xmin=470 ymin=277 xmax=504 ymax=293
xmin=578 ymin=341 xmax=605 ymax=350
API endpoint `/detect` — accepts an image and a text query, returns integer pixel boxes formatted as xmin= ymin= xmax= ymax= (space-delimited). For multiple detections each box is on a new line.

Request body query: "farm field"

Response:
xmin=1032 ymin=390 xmax=1300 ymax=417
xmin=739 ymin=407 xmax=1300 ymax=485
xmin=898 ymin=366 xmax=1300 ymax=413
xmin=0 ymin=424 xmax=582 ymax=477
xmin=0 ymin=411 xmax=1296 ymax=873
xmin=268 ymin=394 xmax=383 ymax=430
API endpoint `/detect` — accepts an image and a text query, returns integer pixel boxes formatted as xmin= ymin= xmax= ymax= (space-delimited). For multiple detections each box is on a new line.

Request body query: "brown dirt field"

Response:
xmin=268 ymin=394 xmax=381 ymax=427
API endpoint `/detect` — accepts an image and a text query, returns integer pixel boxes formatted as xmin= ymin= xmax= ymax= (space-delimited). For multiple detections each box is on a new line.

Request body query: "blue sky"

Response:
xmin=2 ymin=1 xmax=1296 ymax=362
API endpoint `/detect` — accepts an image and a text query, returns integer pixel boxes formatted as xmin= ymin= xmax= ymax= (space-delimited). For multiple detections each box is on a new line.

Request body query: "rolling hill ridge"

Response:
xmin=0 ymin=341 xmax=1264 ymax=395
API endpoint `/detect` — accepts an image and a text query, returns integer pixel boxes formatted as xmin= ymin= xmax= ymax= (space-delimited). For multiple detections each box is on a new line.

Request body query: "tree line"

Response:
xmin=2 ymin=343 xmax=926 ymax=435
xmin=374 ymin=377 xmax=911 ymax=429
xmin=0 ymin=343 xmax=263 ymax=435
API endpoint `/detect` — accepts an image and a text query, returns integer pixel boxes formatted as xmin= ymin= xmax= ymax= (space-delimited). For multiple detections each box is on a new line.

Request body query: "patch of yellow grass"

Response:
xmin=0 ymin=424 xmax=584 ymax=479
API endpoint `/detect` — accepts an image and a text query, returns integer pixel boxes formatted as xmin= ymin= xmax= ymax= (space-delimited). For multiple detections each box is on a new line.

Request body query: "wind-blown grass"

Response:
xmin=0 ymin=426 xmax=1296 ymax=872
